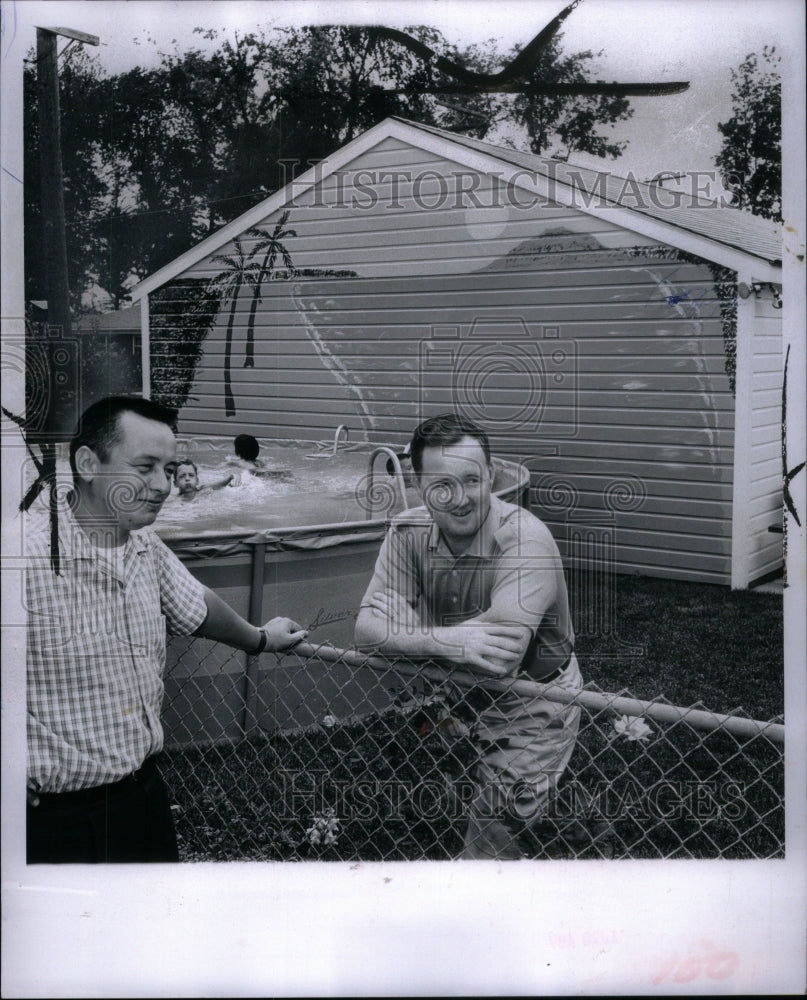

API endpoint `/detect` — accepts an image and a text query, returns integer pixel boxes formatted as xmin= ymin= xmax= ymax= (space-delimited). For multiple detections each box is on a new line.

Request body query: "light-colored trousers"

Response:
xmin=460 ymin=654 xmax=583 ymax=860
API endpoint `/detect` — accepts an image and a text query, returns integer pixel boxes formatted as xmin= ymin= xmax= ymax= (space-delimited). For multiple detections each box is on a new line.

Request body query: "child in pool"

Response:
xmin=228 ymin=434 xmax=292 ymax=480
xmin=234 ymin=434 xmax=261 ymax=465
xmin=174 ymin=460 xmax=239 ymax=500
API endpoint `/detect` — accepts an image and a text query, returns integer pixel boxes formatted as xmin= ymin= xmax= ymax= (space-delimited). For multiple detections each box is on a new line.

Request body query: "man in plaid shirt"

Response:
xmin=26 ymin=396 xmax=307 ymax=863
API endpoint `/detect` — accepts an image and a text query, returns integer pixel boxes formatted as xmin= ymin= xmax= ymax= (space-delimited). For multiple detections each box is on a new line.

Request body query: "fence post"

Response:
xmin=241 ymin=541 xmax=266 ymax=738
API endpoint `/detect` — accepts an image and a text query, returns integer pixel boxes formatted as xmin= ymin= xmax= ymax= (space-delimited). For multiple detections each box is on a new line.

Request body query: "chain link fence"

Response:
xmin=160 ymin=636 xmax=784 ymax=862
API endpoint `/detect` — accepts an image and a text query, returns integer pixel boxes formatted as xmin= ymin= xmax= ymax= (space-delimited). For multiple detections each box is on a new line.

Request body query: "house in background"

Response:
xmin=25 ymin=300 xmax=143 ymax=438
xmin=132 ymin=117 xmax=783 ymax=589
xmin=72 ymin=302 xmax=143 ymax=407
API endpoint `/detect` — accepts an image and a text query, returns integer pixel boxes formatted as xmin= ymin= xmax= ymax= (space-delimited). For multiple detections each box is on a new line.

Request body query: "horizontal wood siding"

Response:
xmin=164 ymin=137 xmax=739 ymax=583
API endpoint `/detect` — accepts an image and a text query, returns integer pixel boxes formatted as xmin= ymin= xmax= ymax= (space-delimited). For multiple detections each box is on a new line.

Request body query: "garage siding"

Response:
xmin=164 ymin=136 xmax=737 ymax=583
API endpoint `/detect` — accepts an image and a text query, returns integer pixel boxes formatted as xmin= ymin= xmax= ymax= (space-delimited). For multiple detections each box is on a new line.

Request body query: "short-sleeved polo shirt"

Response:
xmin=360 ymin=494 xmax=574 ymax=678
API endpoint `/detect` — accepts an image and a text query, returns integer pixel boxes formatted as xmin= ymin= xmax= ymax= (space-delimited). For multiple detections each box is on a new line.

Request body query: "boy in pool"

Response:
xmin=234 ymin=434 xmax=261 ymax=463
xmin=229 ymin=434 xmax=292 ymax=481
xmin=228 ymin=434 xmax=264 ymax=472
xmin=175 ymin=460 xmax=238 ymax=499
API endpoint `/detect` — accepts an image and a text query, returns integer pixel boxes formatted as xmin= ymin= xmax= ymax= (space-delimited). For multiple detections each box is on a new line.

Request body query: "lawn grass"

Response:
xmin=572 ymin=575 xmax=784 ymax=720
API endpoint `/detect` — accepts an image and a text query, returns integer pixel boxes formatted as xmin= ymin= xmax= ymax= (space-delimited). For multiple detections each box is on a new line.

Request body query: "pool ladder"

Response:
xmin=365 ymin=447 xmax=409 ymax=519
xmin=332 ymin=424 xmax=349 ymax=456
xmin=305 ymin=424 xmax=352 ymax=459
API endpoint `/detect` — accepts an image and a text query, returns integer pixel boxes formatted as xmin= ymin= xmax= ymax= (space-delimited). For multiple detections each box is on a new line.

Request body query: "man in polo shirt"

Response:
xmin=354 ymin=412 xmax=582 ymax=859
xmin=26 ymin=395 xmax=307 ymax=863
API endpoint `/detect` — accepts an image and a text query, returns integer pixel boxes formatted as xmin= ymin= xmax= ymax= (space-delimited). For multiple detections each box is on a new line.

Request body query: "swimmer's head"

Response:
xmin=175 ymin=460 xmax=199 ymax=495
xmin=234 ymin=434 xmax=260 ymax=462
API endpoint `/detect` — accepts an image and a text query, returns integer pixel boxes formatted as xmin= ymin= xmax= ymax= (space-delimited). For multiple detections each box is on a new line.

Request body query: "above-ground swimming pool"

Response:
xmin=155 ymin=435 xmax=531 ymax=744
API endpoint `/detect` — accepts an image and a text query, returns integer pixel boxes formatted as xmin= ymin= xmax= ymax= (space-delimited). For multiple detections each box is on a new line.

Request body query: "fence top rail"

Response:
xmin=276 ymin=640 xmax=785 ymax=746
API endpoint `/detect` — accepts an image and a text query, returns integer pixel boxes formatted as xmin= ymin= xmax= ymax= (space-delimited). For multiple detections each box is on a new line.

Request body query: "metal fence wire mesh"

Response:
xmin=161 ymin=638 xmax=784 ymax=862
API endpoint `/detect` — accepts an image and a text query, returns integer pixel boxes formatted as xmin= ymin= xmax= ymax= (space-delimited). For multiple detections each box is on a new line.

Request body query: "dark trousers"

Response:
xmin=27 ymin=757 xmax=179 ymax=864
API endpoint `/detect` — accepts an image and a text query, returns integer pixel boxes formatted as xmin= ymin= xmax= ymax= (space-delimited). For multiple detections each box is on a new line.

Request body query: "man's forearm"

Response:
xmin=355 ymin=609 xmax=506 ymax=669
xmin=194 ymin=588 xmax=261 ymax=652
xmin=355 ymin=607 xmax=477 ymax=662
xmin=355 ymin=600 xmax=530 ymax=677
xmin=354 ymin=607 xmax=442 ymax=658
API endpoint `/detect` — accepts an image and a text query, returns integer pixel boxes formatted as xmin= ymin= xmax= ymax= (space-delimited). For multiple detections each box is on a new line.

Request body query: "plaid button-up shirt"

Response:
xmin=26 ymin=502 xmax=208 ymax=793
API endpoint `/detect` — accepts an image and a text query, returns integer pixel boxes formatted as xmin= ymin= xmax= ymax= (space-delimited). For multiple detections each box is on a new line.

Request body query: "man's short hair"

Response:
xmin=175 ymin=459 xmax=198 ymax=480
xmin=410 ymin=412 xmax=491 ymax=476
xmin=69 ymin=396 xmax=177 ymax=480
xmin=234 ymin=433 xmax=260 ymax=462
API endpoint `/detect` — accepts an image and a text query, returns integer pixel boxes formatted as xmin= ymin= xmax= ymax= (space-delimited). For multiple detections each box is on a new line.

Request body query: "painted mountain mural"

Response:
xmin=289 ymin=229 xmax=730 ymax=472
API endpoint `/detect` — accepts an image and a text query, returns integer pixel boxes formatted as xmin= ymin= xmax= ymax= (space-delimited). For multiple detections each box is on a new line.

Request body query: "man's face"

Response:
xmin=418 ymin=435 xmax=493 ymax=551
xmin=175 ymin=463 xmax=199 ymax=495
xmin=84 ymin=411 xmax=178 ymax=534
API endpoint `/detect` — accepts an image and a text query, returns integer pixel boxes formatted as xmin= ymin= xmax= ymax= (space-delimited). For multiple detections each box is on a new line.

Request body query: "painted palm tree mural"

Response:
xmin=244 ymin=211 xmax=297 ymax=369
xmin=207 ymin=214 xmax=297 ymax=414
xmin=207 ymin=238 xmax=261 ymax=416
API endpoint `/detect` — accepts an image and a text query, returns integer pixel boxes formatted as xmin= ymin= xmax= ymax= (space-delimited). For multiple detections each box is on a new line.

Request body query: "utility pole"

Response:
xmin=34 ymin=25 xmax=98 ymax=440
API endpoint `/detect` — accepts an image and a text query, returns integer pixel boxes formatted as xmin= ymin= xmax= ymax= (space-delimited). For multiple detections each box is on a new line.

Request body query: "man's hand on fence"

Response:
xmin=262 ymin=616 xmax=308 ymax=651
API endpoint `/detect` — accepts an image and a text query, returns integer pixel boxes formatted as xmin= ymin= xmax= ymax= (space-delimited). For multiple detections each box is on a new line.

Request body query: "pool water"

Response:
xmin=159 ymin=441 xmax=386 ymax=539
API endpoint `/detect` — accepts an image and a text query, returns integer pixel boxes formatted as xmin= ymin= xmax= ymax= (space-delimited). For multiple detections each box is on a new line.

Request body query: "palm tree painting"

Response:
xmin=244 ymin=210 xmax=297 ymax=369
xmin=207 ymin=238 xmax=260 ymax=416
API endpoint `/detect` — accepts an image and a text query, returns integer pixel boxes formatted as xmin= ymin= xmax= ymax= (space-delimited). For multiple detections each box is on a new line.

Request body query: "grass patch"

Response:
xmin=573 ymin=575 xmax=783 ymax=719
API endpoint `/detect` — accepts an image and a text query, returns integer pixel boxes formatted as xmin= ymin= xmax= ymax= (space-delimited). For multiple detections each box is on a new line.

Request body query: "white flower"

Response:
xmin=612 ymin=714 xmax=652 ymax=742
xmin=322 ymin=713 xmax=337 ymax=728
xmin=306 ymin=808 xmax=340 ymax=848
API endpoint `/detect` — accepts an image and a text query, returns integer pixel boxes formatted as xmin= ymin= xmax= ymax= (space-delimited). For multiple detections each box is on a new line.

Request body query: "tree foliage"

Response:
xmin=510 ymin=35 xmax=632 ymax=157
xmin=715 ymin=46 xmax=781 ymax=221
xmin=25 ymin=23 xmax=638 ymax=311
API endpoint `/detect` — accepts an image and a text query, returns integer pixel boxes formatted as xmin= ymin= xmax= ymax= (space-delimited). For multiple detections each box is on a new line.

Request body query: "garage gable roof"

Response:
xmin=133 ymin=116 xmax=782 ymax=300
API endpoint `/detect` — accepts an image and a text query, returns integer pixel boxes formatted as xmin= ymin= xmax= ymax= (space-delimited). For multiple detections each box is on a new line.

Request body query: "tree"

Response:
xmin=715 ymin=47 xmax=781 ymax=221
xmin=268 ymin=25 xmax=634 ymax=161
xmin=507 ymin=36 xmax=632 ymax=158
xmin=161 ymin=32 xmax=288 ymax=230
xmin=264 ymin=25 xmax=444 ymax=171
xmin=96 ymin=65 xmax=214 ymax=297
